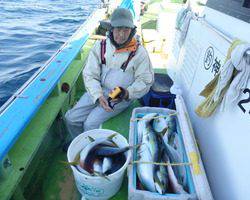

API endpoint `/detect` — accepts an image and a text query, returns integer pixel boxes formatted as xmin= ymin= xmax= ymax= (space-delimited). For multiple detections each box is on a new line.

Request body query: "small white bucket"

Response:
xmin=67 ymin=129 xmax=131 ymax=200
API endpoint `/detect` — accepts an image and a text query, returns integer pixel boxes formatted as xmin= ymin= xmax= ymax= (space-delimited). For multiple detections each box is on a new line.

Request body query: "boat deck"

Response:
xmin=33 ymin=1 xmax=182 ymax=200
xmin=35 ymin=3 xmax=170 ymax=200
xmin=35 ymin=100 xmax=140 ymax=200
xmin=6 ymin=1 xmax=185 ymax=199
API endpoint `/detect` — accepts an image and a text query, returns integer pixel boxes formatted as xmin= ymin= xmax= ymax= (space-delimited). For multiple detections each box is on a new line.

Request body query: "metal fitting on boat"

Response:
xmin=61 ymin=82 xmax=70 ymax=93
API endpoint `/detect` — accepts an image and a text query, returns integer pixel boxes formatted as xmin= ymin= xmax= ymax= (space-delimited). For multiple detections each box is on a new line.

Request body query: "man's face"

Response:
xmin=113 ymin=27 xmax=132 ymax=44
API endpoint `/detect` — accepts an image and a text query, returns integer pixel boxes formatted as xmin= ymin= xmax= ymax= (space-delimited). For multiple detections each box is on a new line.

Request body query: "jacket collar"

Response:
xmin=115 ymin=38 xmax=138 ymax=53
xmin=108 ymin=27 xmax=137 ymax=50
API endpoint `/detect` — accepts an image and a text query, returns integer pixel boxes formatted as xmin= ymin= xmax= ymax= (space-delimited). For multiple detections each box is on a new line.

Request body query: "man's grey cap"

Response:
xmin=110 ymin=8 xmax=134 ymax=28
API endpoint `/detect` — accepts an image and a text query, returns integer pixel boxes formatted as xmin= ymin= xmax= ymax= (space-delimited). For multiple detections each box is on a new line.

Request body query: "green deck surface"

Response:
xmin=104 ymin=101 xmax=141 ymax=200
xmin=30 ymin=101 xmax=140 ymax=200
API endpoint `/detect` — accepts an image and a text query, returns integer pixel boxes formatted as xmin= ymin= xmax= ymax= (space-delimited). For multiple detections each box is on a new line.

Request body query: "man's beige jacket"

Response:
xmin=83 ymin=38 xmax=154 ymax=103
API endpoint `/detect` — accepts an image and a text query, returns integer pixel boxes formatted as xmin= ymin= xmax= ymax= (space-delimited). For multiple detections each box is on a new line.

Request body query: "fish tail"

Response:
xmin=93 ymin=171 xmax=111 ymax=181
xmin=154 ymin=176 xmax=164 ymax=194
xmin=106 ymin=133 xmax=118 ymax=147
xmin=88 ymin=136 xmax=95 ymax=142
xmin=132 ymin=143 xmax=143 ymax=150
xmin=107 ymin=133 xmax=117 ymax=140
xmin=60 ymin=160 xmax=78 ymax=166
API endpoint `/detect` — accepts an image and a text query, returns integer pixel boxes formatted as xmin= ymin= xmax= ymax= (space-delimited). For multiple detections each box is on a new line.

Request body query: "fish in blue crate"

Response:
xmin=136 ymin=112 xmax=188 ymax=195
xmin=136 ymin=113 xmax=159 ymax=192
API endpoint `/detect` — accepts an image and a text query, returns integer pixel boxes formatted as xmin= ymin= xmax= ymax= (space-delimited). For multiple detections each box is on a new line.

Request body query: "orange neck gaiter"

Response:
xmin=115 ymin=38 xmax=138 ymax=53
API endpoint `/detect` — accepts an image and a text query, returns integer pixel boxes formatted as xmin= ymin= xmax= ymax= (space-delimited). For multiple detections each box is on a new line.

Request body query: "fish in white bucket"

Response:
xmin=67 ymin=129 xmax=131 ymax=200
xmin=64 ymin=133 xmax=131 ymax=178
xmin=79 ymin=134 xmax=117 ymax=169
xmin=102 ymin=157 xmax=112 ymax=174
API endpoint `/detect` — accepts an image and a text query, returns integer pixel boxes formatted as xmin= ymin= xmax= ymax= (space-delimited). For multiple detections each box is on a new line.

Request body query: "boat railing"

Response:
xmin=199 ymin=17 xmax=233 ymax=43
xmin=0 ymin=0 xmax=136 ymax=165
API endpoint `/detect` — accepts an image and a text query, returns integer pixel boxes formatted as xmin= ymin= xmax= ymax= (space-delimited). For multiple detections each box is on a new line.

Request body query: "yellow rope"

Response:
xmin=130 ymin=112 xmax=178 ymax=122
xmin=131 ymin=160 xmax=192 ymax=167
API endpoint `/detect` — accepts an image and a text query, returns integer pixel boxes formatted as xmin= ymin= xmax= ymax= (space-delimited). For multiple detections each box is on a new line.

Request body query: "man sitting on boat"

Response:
xmin=65 ymin=8 xmax=154 ymax=139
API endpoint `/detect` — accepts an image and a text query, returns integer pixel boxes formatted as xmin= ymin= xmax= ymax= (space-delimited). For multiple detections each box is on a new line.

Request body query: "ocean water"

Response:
xmin=0 ymin=0 xmax=101 ymax=107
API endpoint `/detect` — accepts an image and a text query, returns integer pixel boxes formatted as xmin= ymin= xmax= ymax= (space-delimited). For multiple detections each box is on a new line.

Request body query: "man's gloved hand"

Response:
xmin=111 ymin=87 xmax=129 ymax=103
xmin=98 ymin=96 xmax=113 ymax=112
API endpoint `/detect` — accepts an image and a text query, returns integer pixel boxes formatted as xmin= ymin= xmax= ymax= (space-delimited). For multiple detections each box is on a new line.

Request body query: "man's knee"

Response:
xmin=65 ymin=110 xmax=73 ymax=124
xmin=84 ymin=117 xmax=101 ymax=131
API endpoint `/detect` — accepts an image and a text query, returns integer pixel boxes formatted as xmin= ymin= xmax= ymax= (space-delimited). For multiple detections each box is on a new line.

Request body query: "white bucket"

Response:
xmin=67 ymin=129 xmax=131 ymax=200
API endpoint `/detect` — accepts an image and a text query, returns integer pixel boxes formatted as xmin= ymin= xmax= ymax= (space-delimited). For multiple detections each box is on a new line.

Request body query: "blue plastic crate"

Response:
xmin=140 ymin=90 xmax=176 ymax=109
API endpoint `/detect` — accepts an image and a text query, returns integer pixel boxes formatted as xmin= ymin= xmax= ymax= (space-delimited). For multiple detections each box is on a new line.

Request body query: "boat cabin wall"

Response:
xmin=168 ymin=4 xmax=250 ymax=200
xmin=203 ymin=7 xmax=250 ymax=43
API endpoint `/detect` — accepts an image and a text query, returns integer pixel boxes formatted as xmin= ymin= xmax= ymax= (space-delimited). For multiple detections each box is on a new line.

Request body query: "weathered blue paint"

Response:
xmin=0 ymin=31 xmax=89 ymax=161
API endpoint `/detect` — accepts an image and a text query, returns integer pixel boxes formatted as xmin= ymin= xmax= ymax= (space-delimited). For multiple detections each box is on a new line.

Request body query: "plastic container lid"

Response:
xmin=151 ymin=73 xmax=174 ymax=93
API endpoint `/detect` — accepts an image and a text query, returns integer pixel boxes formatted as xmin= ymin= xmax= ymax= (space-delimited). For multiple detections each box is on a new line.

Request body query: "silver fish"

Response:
xmin=95 ymin=145 xmax=133 ymax=157
xmin=137 ymin=118 xmax=145 ymax=144
xmin=102 ymin=157 xmax=112 ymax=174
xmin=105 ymin=153 xmax=126 ymax=175
xmin=168 ymin=130 xmax=177 ymax=146
xmin=170 ymin=132 xmax=187 ymax=187
xmin=154 ymin=159 xmax=169 ymax=194
xmin=137 ymin=113 xmax=159 ymax=192
xmin=79 ymin=134 xmax=117 ymax=169
xmin=152 ymin=115 xmax=168 ymax=135
xmin=137 ymin=144 xmax=156 ymax=192
xmin=167 ymin=160 xmax=187 ymax=194
xmin=162 ymin=133 xmax=186 ymax=186
xmin=93 ymin=158 xmax=103 ymax=174
xmin=154 ymin=142 xmax=170 ymax=195
xmin=172 ymin=132 xmax=180 ymax=150
xmin=141 ymin=113 xmax=159 ymax=158
xmin=165 ymin=115 xmax=176 ymax=133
